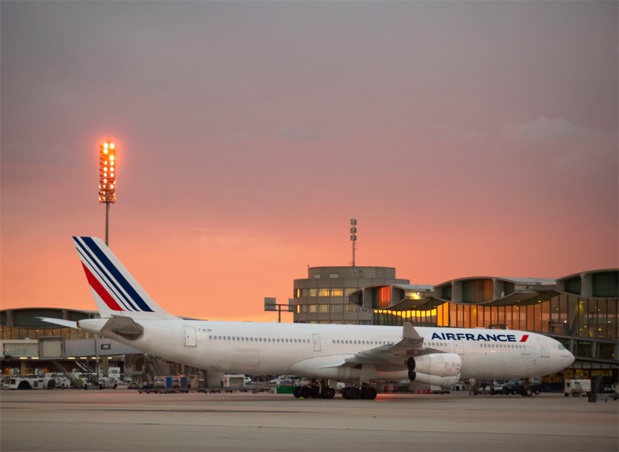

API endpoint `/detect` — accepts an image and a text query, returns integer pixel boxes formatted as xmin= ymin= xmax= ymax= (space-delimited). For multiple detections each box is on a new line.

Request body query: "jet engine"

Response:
xmin=406 ymin=353 xmax=462 ymax=379
xmin=409 ymin=372 xmax=460 ymax=388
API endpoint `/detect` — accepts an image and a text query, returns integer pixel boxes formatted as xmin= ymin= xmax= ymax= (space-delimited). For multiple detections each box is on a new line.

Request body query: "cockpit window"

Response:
xmin=558 ymin=344 xmax=566 ymax=350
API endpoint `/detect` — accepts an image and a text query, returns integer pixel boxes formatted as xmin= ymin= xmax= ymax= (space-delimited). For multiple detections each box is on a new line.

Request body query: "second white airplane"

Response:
xmin=43 ymin=237 xmax=575 ymax=399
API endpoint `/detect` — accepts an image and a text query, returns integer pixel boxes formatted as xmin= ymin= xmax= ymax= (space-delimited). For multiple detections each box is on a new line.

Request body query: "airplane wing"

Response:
xmin=289 ymin=323 xmax=443 ymax=380
xmin=344 ymin=322 xmax=432 ymax=369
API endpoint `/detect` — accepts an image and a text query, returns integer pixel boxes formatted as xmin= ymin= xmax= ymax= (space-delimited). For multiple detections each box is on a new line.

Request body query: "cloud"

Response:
xmin=502 ymin=117 xmax=618 ymax=175
xmin=502 ymin=117 xmax=616 ymax=150
xmin=551 ymin=153 xmax=606 ymax=175
xmin=430 ymin=124 xmax=486 ymax=141
xmin=277 ymin=124 xmax=321 ymax=142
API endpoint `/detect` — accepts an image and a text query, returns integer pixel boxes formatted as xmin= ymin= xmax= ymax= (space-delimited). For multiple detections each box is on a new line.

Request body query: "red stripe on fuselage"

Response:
xmin=81 ymin=262 xmax=123 ymax=311
xmin=520 ymin=334 xmax=529 ymax=342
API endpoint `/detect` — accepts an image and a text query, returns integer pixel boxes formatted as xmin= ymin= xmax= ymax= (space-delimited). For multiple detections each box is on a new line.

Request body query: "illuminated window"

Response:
xmin=318 ymin=288 xmax=330 ymax=297
xmin=331 ymin=288 xmax=343 ymax=296
xmin=309 ymin=289 xmax=318 ymax=297
xmin=309 ymin=305 xmax=317 ymax=313
xmin=376 ymin=287 xmax=391 ymax=309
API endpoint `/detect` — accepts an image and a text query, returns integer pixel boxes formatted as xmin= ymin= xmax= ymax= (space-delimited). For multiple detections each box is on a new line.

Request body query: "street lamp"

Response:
xmin=264 ymin=297 xmax=294 ymax=323
xmin=98 ymin=140 xmax=117 ymax=246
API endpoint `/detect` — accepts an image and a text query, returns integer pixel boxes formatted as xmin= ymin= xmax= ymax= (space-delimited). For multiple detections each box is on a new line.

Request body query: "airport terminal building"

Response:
xmin=2 ymin=267 xmax=618 ymax=385
xmin=292 ymin=266 xmax=618 ymax=382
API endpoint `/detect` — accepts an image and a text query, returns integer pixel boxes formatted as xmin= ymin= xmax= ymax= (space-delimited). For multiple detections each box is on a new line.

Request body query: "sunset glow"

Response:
xmin=2 ymin=2 xmax=617 ymax=322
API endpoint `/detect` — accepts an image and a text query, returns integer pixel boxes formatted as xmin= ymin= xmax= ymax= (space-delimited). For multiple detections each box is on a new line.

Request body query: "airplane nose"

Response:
xmin=566 ymin=349 xmax=576 ymax=366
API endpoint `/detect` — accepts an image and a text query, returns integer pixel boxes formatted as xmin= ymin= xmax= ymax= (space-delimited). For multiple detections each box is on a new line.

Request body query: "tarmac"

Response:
xmin=1 ymin=389 xmax=618 ymax=452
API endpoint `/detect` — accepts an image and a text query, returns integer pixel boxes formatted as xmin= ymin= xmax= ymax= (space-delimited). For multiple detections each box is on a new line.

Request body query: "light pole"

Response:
xmin=97 ymin=140 xmax=116 ymax=382
xmin=98 ymin=140 xmax=117 ymax=246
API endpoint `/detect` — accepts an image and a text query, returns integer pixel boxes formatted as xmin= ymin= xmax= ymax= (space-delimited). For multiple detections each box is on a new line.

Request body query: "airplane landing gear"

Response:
xmin=293 ymin=378 xmax=377 ymax=400
xmin=293 ymin=380 xmax=336 ymax=399
xmin=341 ymin=385 xmax=377 ymax=400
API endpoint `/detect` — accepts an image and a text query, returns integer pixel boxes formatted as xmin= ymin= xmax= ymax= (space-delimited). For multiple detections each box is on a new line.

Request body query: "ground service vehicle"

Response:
xmin=501 ymin=378 xmax=543 ymax=396
xmin=44 ymin=373 xmax=72 ymax=389
xmin=222 ymin=374 xmax=245 ymax=388
xmin=564 ymin=379 xmax=591 ymax=397
xmin=4 ymin=375 xmax=46 ymax=390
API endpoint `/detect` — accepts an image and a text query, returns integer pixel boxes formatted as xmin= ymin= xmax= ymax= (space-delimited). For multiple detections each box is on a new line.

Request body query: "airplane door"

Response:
xmin=537 ymin=338 xmax=550 ymax=358
xmin=184 ymin=326 xmax=197 ymax=347
xmin=312 ymin=334 xmax=321 ymax=352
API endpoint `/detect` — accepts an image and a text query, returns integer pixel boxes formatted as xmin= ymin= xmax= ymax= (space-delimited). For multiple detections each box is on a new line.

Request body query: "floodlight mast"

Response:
xmin=98 ymin=140 xmax=117 ymax=246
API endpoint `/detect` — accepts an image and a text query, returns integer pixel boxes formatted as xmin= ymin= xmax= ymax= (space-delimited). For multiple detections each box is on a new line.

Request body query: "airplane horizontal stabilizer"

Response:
xmin=100 ymin=315 xmax=144 ymax=339
xmin=38 ymin=317 xmax=78 ymax=329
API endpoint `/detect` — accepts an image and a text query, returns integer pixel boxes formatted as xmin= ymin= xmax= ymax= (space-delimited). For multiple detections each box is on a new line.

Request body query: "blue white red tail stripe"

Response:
xmin=75 ymin=240 xmax=139 ymax=312
xmin=74 ymin=238 xmax=142 ymax=312
xmin=81 ymin=262 xmax=124 ymax=311
xmin=74 ymin=237 xmax=154 ymax=313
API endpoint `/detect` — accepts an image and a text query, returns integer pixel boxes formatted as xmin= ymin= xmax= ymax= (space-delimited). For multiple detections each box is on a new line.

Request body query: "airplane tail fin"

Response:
xmin=73 ymin=236 xmax=178 ymax=320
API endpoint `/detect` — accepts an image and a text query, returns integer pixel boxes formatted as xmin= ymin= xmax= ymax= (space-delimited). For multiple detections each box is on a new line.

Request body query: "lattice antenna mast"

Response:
xmin=350 ymin=218 xmax=357 ymax=267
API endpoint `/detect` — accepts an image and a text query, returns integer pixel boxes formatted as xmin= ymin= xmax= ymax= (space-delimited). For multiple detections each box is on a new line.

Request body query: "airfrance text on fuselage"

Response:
xmin=431 ymin=332 xmax=528 ymax=342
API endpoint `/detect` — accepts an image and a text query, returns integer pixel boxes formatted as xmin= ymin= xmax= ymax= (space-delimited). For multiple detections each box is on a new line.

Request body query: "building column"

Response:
xmin=581 ymin=273 xmax=593 ymax=298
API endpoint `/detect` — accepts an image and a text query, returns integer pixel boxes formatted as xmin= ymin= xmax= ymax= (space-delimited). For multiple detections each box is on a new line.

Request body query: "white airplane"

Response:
xmin=42 ymin=237 xmax=575 ymax=399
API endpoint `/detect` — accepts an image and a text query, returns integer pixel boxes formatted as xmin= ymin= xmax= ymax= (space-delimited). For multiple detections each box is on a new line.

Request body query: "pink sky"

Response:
xmin=2 ymin=2 xmax=617 ymax=322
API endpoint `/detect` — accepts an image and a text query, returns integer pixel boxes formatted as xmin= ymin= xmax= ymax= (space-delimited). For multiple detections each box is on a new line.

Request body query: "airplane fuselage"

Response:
xmin=41 ymin=236 xmax=575 ymax=400
xmin=79 ymin=318 xmax=573 ymax=381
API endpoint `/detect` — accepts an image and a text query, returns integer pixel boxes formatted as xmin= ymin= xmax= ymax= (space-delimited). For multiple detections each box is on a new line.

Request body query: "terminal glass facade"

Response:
xmin=372 ymin=295 xmax=618 ymax=342
xmin=372 ymin=293 xmax=618 ymax=367
xmin=0 ymin=325 xmax=95 ymax=341
xmin=1 ymin=309 xmax=97 ymax=342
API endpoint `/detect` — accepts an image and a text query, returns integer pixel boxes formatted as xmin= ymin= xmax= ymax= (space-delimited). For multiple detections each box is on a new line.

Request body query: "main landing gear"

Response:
xmin=292 ymin=380 xmax=377 ymax=400
xmin=293 ymin=381 xmax=336 ymax=399
xmin=341 ymin=385 xmax=377 ymax=400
